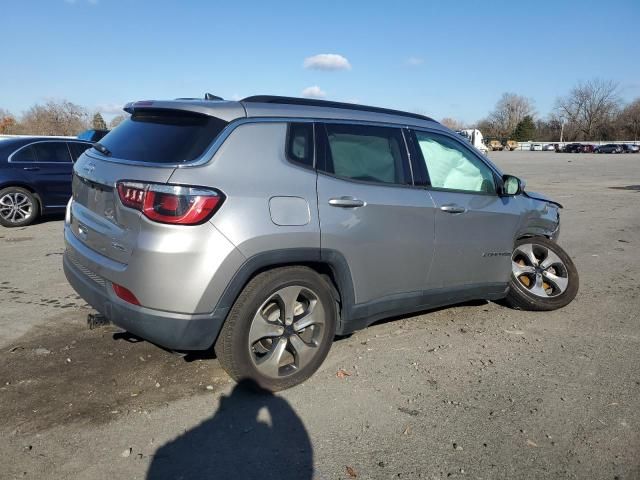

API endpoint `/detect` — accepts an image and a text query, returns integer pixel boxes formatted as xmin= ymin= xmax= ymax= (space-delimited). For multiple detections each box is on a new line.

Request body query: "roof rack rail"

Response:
xmin=241 ymin=95 xmax=435 ymax=122
xmin=173 ymin=93 xmax=224 ymax=101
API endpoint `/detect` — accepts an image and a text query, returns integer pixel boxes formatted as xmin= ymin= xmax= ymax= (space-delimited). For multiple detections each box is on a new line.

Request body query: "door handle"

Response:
xmin=329 ymin=196 xmax=366 ymax=208
xmin=23 ymin=166 xmax=40 ymax=171
xmin=440 ymin=204 xmax=467 ymax=214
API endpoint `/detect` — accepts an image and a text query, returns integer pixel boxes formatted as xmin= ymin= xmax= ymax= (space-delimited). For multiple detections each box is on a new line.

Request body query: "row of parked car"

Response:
xmin=0 ymin=129 xmax=108 ymax=227
xmin=529 ymin=142 xmax=640 ymax=153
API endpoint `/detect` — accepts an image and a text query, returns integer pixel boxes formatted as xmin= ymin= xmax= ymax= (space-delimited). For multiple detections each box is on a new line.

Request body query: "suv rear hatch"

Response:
xmin=69 ymin=103 xmax=243 ymax=264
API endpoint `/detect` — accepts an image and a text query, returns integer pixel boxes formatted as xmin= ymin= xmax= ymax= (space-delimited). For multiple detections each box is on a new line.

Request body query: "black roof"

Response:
xmin=241 ymin=95 xmax=435 ymax=123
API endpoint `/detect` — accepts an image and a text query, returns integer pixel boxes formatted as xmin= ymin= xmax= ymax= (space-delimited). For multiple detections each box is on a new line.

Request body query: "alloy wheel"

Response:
xmin=512 ymin=243 xmax=569 ymax=298
xmin=0 ymin=191 xmax=33 ymax=224
xmin=248 ymin=285 xmax=326 ymax=379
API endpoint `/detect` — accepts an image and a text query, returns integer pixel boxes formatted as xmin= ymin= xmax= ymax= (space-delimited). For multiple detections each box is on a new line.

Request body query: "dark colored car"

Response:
xmin=78 ymin=129 xmax=109 ymax=142
xmin=620 ymin=144 xmax=640 ymax=153
xmin=581 ymin=144 xmax=597 ymax=153
xmin=595 ymin=144 xmax=623 ymax=154
xmin=564 ymin=143 xmax=583 ymax=153
xmin=0 ymin=137 xmax=93 ymax=227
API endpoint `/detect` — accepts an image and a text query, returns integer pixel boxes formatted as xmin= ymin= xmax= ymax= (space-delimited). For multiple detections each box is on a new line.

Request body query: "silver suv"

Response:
xmin=64 ymin=95 xmax=578 ymax=390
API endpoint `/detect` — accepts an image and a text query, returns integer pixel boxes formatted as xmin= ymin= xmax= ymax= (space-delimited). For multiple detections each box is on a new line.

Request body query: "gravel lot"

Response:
xmin=1 ymin=151 xmax=639 ymax=480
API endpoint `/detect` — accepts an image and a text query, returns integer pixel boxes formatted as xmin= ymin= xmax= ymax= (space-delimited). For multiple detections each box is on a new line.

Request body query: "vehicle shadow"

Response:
xmin=146 ymin=379 xmax=313 ymax=480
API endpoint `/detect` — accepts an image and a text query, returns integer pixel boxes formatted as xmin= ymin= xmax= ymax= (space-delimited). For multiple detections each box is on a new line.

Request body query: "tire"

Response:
xmin=505 ymin=237 xmax=579 ymax=311
xmin=215 ymin=266 xmax=337 ymax=391
xmin=0 ymin=187 xmax=39 ymax=228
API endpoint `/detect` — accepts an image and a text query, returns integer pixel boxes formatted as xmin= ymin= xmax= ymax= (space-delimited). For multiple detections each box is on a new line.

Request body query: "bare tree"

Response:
xmin=440 ymin=117 xmax=466 ymax=130
xmin=0 ymin=108 xmax=17 ymax=134
xmin=475 ymin=118 xmax=500 ymax=138
xmin=619 ymin=98 xmax=640 ymax=141
xmin=17 ymin=100 xmax=89 ymax=136
xmin=109 ymin=114 xmax=127 ymax=129
xmin=555 ymin=79 xmax=620 ymax=140
xmin=485 ymin=93 xmax=535 ymax=138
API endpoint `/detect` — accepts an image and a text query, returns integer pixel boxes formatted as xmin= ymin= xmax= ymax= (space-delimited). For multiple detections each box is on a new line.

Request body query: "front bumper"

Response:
xmin=63 ymin=250 xmax=223 ymax=351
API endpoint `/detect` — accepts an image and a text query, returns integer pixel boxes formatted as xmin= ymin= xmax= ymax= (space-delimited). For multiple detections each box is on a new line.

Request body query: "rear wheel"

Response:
xmin=215 ymin=266 xmax=337 ymax=391
xmin=505 ymin=237 xmax=579 ymax=311
xmin=0 ymin=187 xmax=39 ymax=227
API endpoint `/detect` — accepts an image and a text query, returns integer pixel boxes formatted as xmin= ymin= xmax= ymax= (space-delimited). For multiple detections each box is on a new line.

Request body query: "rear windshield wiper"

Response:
xmin=93 ymin=143 xmax=112 ymax=156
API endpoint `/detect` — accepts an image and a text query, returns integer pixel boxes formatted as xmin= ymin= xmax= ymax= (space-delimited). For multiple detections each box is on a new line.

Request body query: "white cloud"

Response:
xmin=301 ymin=86 xmax=327 ymax=99
xmin=96 ymin=103 xmax=125 ymax=115
xmin=303 ymin=54 xmax=351 ymax=71
xmin=406 ymin=57 xmax=424 ymax=66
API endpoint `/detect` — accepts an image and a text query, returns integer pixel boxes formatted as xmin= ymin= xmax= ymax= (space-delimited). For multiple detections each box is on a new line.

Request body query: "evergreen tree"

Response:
xmin=92 ymin=112 xmax=107 ymax=130
xmin=513 ymin=115 xmax=536 ymax=141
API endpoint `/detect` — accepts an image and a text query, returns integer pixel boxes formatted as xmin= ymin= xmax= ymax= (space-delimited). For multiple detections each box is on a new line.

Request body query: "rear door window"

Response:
xmin=32 ymin=142 xmax=72 ymax=163
xmin=13 ymin=142 xmax=72 ymax=163
xmin=96 ymin=109 xmax=228 ymax=163
xmin=319 ymin=123 xmax=411 ymax=185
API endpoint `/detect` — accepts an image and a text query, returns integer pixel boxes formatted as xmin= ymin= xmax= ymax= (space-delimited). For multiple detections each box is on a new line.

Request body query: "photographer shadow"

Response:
xmin=147 ymin=379 xmax=313 ymax=480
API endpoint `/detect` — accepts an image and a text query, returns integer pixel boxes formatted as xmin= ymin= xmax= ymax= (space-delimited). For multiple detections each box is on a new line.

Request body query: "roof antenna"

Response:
xmin=204 ymin=93 xmax=223 ymax=101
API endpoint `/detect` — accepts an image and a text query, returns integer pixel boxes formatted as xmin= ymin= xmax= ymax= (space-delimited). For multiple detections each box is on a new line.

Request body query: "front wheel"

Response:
xmin=505 ymin=237 xmax=579 ymax=311
xmin=215 ymin=266 xmax=337 ymax=391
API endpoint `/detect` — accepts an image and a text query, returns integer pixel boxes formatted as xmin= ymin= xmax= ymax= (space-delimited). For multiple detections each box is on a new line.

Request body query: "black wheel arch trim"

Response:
xmin=209 ymin=248 xmax=357 ymax=337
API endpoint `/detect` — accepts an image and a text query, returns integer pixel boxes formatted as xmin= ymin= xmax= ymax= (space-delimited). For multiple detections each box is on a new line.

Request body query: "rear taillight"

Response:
xmin=116 ymin=181 xmax=224 ymax=225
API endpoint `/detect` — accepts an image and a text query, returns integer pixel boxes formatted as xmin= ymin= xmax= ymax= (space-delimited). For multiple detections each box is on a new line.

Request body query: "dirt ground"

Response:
xmin=1 ymin=151 xmax=639 ymax=480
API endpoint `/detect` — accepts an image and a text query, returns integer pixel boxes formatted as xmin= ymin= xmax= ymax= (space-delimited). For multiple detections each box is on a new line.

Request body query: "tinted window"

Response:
xmin=321 ymin=124 xmax=409 ymax=185
xmin=11 ymin=145 xmax=38 ymax=162
xmin=32 ymin=142 xmax=72 ymax=163
xmin=286 ymin=123 xmax=314 ymax=167
xmin=97 ymin=109 xmax=228 ymax=163
xmin=413 ymin=131 xmax=496 ymax=194
xmin=68 ymin=142 xmax=92 ymax=161
xmin=12 ymin=142 xmax=71 ymax=163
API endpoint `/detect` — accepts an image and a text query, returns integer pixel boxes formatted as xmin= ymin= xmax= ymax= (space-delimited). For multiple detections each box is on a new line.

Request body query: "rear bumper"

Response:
xmin=63 ymin=251 xmax=223 ymax=351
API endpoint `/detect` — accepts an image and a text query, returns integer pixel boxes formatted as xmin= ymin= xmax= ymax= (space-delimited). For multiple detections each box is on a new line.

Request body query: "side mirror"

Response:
xmin=501 ymin=174 xmax=524 ymax=196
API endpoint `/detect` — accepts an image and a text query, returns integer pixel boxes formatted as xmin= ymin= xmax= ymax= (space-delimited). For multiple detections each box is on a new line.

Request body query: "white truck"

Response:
xmin=456 ymin=129 xmax=489 ymax=154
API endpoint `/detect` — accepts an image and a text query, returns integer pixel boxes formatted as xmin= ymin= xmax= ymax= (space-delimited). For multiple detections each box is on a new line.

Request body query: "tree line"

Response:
xmin=3 ymin=80 xmax=640 ymax=142
xmin=0 ymin=100 xmax=127 ymax=136
xmin=441 ymin=79 xmax=640 ymax=142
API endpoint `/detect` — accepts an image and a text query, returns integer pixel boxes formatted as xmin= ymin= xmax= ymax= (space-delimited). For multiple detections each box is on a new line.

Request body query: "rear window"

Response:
xmin=96 ymin=109 xmax=228 ymax=163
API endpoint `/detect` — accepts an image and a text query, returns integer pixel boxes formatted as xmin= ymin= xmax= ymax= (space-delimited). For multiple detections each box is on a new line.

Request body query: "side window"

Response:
xmin=413 ymin=131 xmax=496 ymax=194
xmin=321 ymin=123 xmax=410 ymax=185
xmin=286 ymin=123 xmax=314 ymax=167
xmin=68 ymin=142 xmax=92 ymax=161
xmin=11 ymin=145 xmax=38 ymax=162
xmin=32 ymin=142 xmax=72 ymax=163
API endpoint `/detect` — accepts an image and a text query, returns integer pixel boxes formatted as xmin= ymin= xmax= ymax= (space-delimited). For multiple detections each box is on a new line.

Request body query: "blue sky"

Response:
xmin=3 ymin=0 xmax=639 ymax=123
